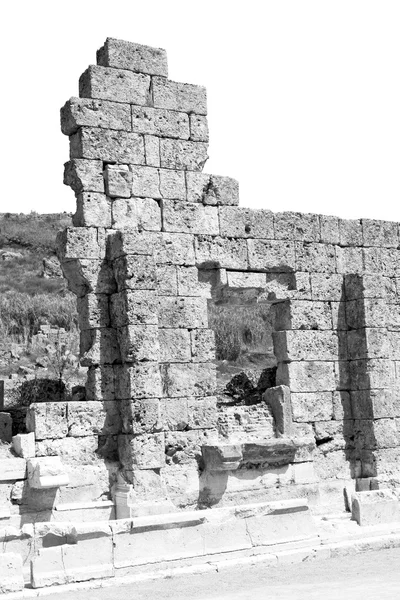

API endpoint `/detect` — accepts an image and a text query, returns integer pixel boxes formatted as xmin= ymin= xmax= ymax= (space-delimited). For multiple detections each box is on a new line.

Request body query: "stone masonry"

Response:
xmin=51 ymin=37 xmax=400 ymax=513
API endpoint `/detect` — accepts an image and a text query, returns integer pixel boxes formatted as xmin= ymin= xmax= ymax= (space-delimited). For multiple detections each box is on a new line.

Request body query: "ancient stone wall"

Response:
xmin=54 ymin=37 xmax=400 ymax=512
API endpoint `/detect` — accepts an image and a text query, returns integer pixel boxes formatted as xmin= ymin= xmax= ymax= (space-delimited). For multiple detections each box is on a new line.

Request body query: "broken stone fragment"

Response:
xmin=12 ymin=432 xmax=35 ymax=458
xmin=263 ymin=385 xmax=293 ymax=437
xmin=97 ymin=37 xmax=168 ymax=77
xmin=202 ymin=444 xmax=243 ymax=471
xmin=27 ymin=456 xmax=69 ymax=489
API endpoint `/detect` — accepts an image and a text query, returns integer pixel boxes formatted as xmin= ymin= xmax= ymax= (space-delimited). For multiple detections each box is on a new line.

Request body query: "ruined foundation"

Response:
xmin=2 ymin=37 xmax=400 ymax=590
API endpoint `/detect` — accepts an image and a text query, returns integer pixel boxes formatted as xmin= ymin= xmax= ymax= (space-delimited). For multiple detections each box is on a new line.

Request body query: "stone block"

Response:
xmin=263 ymin=385 xmax=293 ymax=436
xmin=362 ymin=219 xmax=398 ymax=248
xmin=61 ymin=97 xmax=131 ymax=136
xmin=111 ymin=289 xmax=158 ymax=328
xmin=70 ymin=127 xmax=145 ymax=164
xmin=56 ymin=227 xmax=103 ymax=261
xmin=347 ymin=328 xmax=389 ymax=360
xmin=156 ymin=264 xmax=177 ymax=296
xmin=130 ymin=165 xmax=160 ymax=198
xmin=195 ymin=235 xmax=248 ymax=269
xmin=144 ymin=134 xmax=160 ymax=166
xmin=159 ymin=139 xmax=208 ymax=171
xmin=12 ymin=432 xmax=35 ymax=458
xmin=330 ymin=301 xmax=348 ymax=331
xmin=186 ymin=173 xmax=239 ymax=205
xmin=219 ymin=207 xmax=273 ymax=238
xmin=339 ymin=218 xmax=363 ymax=246
xmin=290 ymin=392 xmax=333 ymax=422
xmin=158 ymin=296 xmax=208 ymax=328
xmin=332 ymin=390 xmax=352 ymax=420
xmin=61 ymin=258 xmax=116 ymax=297
xmin=190 ymin=329 xmax=216 ymax=362
xmin=310 ymin=273 xmax=344 ymax=301
xmin=112 ymin=197 xmax=161 ymax=231
xmin=189 ymin=114 xmax=209 ymax=142
xmin=176 ymin=266 xmax=213 ymax=297
xmin=26 ymin=403 xmax=68 ymax=440
xmin=153 ymin=76 xmax=207 ymax=114
xmin=0 ymin=458 xmax=26 ymax=481
xmin=115 ymin=363 xmax=162 ymax=399
xmin=158 ymin=328 xmax=191 ymax=362
xmin=0 ymin=412 xmax=12 ymax=442
xmin=293 ymin=462 xmax=317 ymax=484
xmin=273 ymin=330 xmax=339 ymax=362
xmin=104 ymin=164 xmax=132 ymax=198
xmin=113 ymin=254 xmax=156 ymax=291
xmin=97 ymin=37 xmax=168 ymax=76
xmin=162 ymin=200 xmax=219 ymax=234
xmin=0 ymin=553 xmax=24 ymax=593
xmin=161 ymin=363 xmax=216 ymax=397
xmin=155 ymin=232 xmax=196 ymax=265
xmin=272 ymin=299 xmax=332 ymax=330
xmin=159 ymin=169 xmax=186 ymax=200
xmin=77 ymin=293 xmax=110 ymax=330
xmin=227 ymin=272 xmax=266 ymax=288
xmin=67 ymin=401 xmax=121 ymax=437
xmin=63 ymin=159 xmax=104 ymax=194
xmin=346 ymin=298 xmax=387 ymax=329
xmin=117 ymin=324 xmax=160 ymax=363
xmin=187 ymin=397 xmax=217 ymax=429
xmin=131 ymin=105 xmax=189 ymax=139
xmin=276 ymin=361 xmax=336 ymax=393
xmin=79 ymin=65 xmax=150 ymax=104
xmin=165 ymin=429 xmax=218 ymax=465
xmin=345 ymin=274 xmax=393 ymax=300
xmin=86 ymin=365 xmax=115 ymax=401
xmin=27 ymin=457 xmax=69 ymax=489
xmin=349 ymin=359 xmax=395 ymax=390
xmin=120 ymin=399 xmax=162 ymax=434
xmin=118 ymin=433 xmax=165 ymax=469
xmin=80 ymin=327 xmax=120 ymax=366
xmin=351 ymin=489 xmax=400 ymax=526
xmin=202 ymin=444 xmax=243 ymax=471
xmin=108 ymin=229 xmax=156 ymax=260
xmin=335 ymin=246 xmax=364 ymax=274
xmin=73 ymin=192 xmax=112 ymax=227
xmin=274 ymin=212 xmax=320 ymax=242
xmin=247 ymin=239 xmax=295 ymax=272
xmin=295 ymin=242 xmax=336 ymax=274
xmin=320 ymin=215 xmax=340 ymax=244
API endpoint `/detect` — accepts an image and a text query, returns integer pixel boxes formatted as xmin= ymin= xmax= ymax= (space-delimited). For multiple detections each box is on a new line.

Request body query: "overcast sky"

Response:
xmin=2 ymin=0 xmax=400 ymax=221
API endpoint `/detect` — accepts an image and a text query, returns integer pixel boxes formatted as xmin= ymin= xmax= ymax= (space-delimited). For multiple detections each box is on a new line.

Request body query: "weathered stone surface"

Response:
xmin=310 ymin=273 xmax=344 ymax=301
xmin=274 ymin=212 xmax=320 ymax=242
xmin=0 ymin=412 xmax=12 ymax=443
xmin=263 ymin=386 xmax=293 ymax=436
xmin=158 ymin=328 xmax=191 ymax=362
xmin=112 ymin=197 xmax=161 ymax=231
xmin=104 ymin=164 xmax=132 ymax=198
xmin=159 ymin=139 xmax=208 ymax=171
xmin=335 ymin=246 xmax=364 ymax=274
xmin=349 ymin=359 xmax=395 ymax=390
xmin=79 ymin=65 xmax=150 ymax=104
xmin=115 ymin=363 xmax=162 ymax=399
xmin=67 ymin=401 xmax=121 ymax=437
xmin=248 ymin=239 xmax=295 ymax=272
xmin=144 ymin=134 xmax=160 ymax=166
xmin=190 ymin=114 xmax=209 ymax=142
xmin=347 ymin=328 xmax=390 ymax=360
xmin=290 ymin=392 xmax=333 ymax=422
xmin=80 ymin=327 xmax=120 ymax=365
xmin=70 ymin=127 xmax=145 ymax=164
xmin=130 ymin=165 xmax=160 ymax=198
xmin=26 ymin=403 xmax=68 ymax=440
xmin=62 ymin=258 xmax=116 ymax=297
xmin=161 ymin=363 xmax=216 ymax=397
xmin=27 ymin=456 xmax=69 ymax=489
xmin=0 ymin=553 xmax=24 ymax=593
xmin=86 ymin=365 xmax=115 ymax=401
xmin=352 ymin=489 xmax=400 ymax=526
xmin=111 ymin=289 xmax=158 ymax=327
xmin=195 ymin=235 xmax=248 ymax=269
xmin=158 ymin=296 xmax=208 ymax=328
xmin=57 ymin=227 xmax=103 ymax=261
xmin=113 ymin=254 xmax=156 ymax=291
xmin=346 ymin=298 xmax=387 ymax=329
xmin=73 ymin=192 xmax=112 ymax=228
xmin=362 ymin=219 xmax=399 ymax=248
xmin=97 ymin=38 xmax=168 ymax=76
xmin=345 ymin=274 xmax=393 ymax=300
xmin=162 ymin=200 xmax=219 ymax=234
xmin=186 ymin=173 xmax=239 ymax=205
xmin=190 ymin=329 xmax=216 ymax=362
xmin=277 ymin=361 xmax=336 ymax=393
xmin=155 ymin=233 xmax=195 ymax=265
xmin=117 ymin=325 xmax=160 ymax=362
xmin=320 ymin=215 xmax=340 ymax=244
xmin=159 ymin=169 xmax=186 ymax=200
xmin=108 ymin=229 xmax=155 ymax=259
xmin=61 ymin=97 xmax=131 ymax=136
xmin=35 ymin=436 xmax=100 ymax=464
xmin=295 ymin=242 xmax=336 ymax=274
xmin=0 ymin=458 xmax=26 ymax=481
xmin=120 ymin=399 xmax=162 ymax=434
xmin=219 ymin=207 xmax=273 ymax=238
xmin=118 ymin=433 xmax=165 ymax=469
xmin=64 ymin=159 xmax=104 ymax=194
xmin=338 ymin=218 xmax=362 ymax=247
xmin=153 ymin=77 xmax=207 ymax=114
xmin=131 ymin=106 xmax=189 ymax=139
xmin=12 ymin=432 xmax=35 ymax=458
xmin=156 ymin=264 xmax=178 ymax=295
xmin=77 ymin=293 xmax=110 ymax=330
xmin=273 ymin=330 xmax=339 ymax=361
xmin=272 ymin=299 xmax=332 ymax=330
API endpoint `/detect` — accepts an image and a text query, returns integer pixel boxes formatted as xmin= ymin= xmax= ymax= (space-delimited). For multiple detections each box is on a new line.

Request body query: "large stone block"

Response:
xmin=345 ymin=274 xmax=393 ymax=300
xmin=113 ymin=254 xmax=156 ymax=291
xmin=310 ymin=273 xmax=344 ymax=301
xmin=156 ymin=265 xmax=178 ymax=296
xmin=339 ymin=218 xmax=363 ymax=246
xmin=12 ymin=432 xmax=35 ymax=458
xmin=158 ymin=296 xmax=208 ymax=328
xmin=290 ymin=391 xmax=333 ymax=422
xmin=349 ymin=359 xmax=395 ymax=390
xmin=352 ymin=489 xmax=400 ymax=526
xmin=63 ymin=159 xmax=104 ymax=194
xmin=79 ymin=65 xmax=150 ymax=104
xmin=70 ymin=127 xmax=145 ymax=164
xmin=108 ymin=229 xmax=156 ymax=260
xmin=97 ymin=38 xmax=168 ymax=76
xmin=159 ymin=169 xmax=186 ymax=200
xmin=27 ymin=456 xmax=69 ymax=489
xmin=73 ymin=192 xmax=112 ymax=227
xmin=0 ymin=458 xmax=26 ymax=481
xmin=320 ymin=215 xmax=340 ymax=244
xmin=61 ymin=97 xmax=131 ymax=136
xmin=159 ymin=139 xmax=208 ymax=171
xmin=112 ymin=197 xmax=161 ymax=231
xmin=86 ymin=365 xmax=115 ymax=401
xmin=346 ymin=298 xmax=387 ymax=329
xmin=0 ymin=553 xmax=24 ymax=593
xmin=57 ymin=227 xmax=103 ymax=261
xmin=362 ymin=219 xmax=399 ymax=248
xmin=190 ymin=114 xmax=209 ymax=142
xmin=219 ymin=207 xmax=273 ymax=238
xmin=190 ymin=329 xmax=216 ymax=362
xmin=161 ymin=363 xmax=216 ymax=397
xmin=347 ymin=328 xmax=390 ymax=360
xmin=111 ymin=290 xmax=158 ymax=328
xmin=115 ymin=363 xmax=162 ymax=399
xmin=155 ymin=233 xmax=196 ymax=265
xmin=26 ymin=403 xmax=68 ymax=440
xmin=272 ymin=299 xmax=332 ymax=330
xmin=80 ymin=327 xmax=120 ymax=366
xmin=118 ymin=433 xmax=165 ymax=469
xmin=165 ymin=429 xmax=218 ymax=465
xmin=35 ymin=436 xmax=100 ymax=464
xmin=144 ymin=134 xmax=160 ymax=166
xmin=349 ymin=389 xmax=399 ymax=420
xmin=273 ymin=330 xmax=339 ymax=361
xmin=77 ymin=293 xmax=110 ymax=330
xmin=335 ymin=246 xmax=364 ymax=274
xmin=195 ymin=235 xmax=248 ymax=269
xmin=67 ymin=401 xmax=121 ymax=437
xmin=130 ymin=165 xmax=160 ymax=198
xmin=131 ymin=106 xmax=189 ymax=139
xmin=153 ymin=76 xmax=207 ymax=114
xmin=162 ymin=200 xmax=219 ymax=234
xmin=247 ymin=239 xmax=295 ymax=272
xmin=120 ymin=399 xmax=162 ymax=434
xmin=263 ymin=385 xmax=293 ymax=436
xmin=295 ymin=242 xmax=336 ymax=274
xmin=104 ymin=164 xmax=132 ymax=198
xmin=186 ymin=173 xmax=239 ymax=205
xmin=61 ymin=258 xmax=116 ymax=297
xmin=117 ymin=324 xmax=160 ymax=362
xmin=276 ymin=361 xmax=336 ymax=393
xmin=158 ymin=328 xmax=191 ymax=362
xmin=274 ymin=212 xmax=320 ymax=242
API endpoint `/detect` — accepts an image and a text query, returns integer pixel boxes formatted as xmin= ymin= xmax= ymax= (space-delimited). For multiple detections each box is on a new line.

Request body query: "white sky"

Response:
xmin=1 ymin=0 xmax=400 ymax=221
